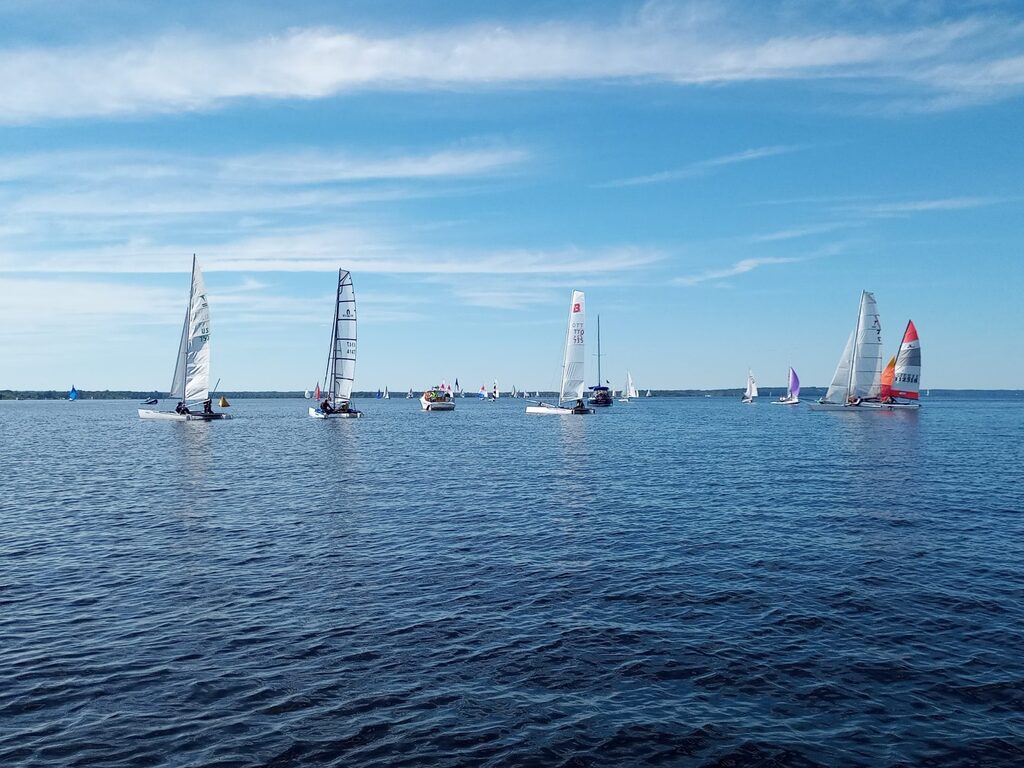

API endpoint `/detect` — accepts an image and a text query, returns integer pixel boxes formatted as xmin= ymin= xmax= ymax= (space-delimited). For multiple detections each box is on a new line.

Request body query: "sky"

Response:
xmin=1 ymin=0 xmax=1022 ymax=392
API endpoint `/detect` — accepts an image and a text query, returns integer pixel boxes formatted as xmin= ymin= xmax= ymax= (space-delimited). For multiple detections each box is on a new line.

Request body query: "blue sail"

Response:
xmin=68 ymin=386 xmax=79 ymax=401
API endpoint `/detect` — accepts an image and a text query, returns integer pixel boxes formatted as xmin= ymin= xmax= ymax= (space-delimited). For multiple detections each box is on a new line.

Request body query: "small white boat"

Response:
xmin=645 ymin=389 xmax=651 ymax=397
xmin=406 ymin=388 xmax=414 ymax=399
xmin=383 ymin=386 xmax=390 ymax=400
xmin=772 ymin=367 xmax=800 ymax=405
xmin=527 ymin=290 xmax=594 ymax=415
xmin=618 ymin=371 xmax=639 ymax=402
xmin=741 ymin=369 xmax=758 ymax=404
xmin=421 ymin=386 xmax=456 ymax=411
xmin=140 ymin=256 xmax=230 ymax=421
xmin=308 ymin=269 xmax=363 ymax=419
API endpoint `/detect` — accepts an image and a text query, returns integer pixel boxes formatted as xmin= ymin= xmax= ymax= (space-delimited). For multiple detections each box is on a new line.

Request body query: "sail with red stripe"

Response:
xmin=890 ymin=320 xmax=921 ymax=400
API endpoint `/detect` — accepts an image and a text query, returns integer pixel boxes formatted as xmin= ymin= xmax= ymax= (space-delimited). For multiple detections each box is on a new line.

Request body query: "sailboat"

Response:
xmin=772 ymin=367 xmax=800 ymax=405
xmin=875 ymin=320 xmax=921 ymax=410
xmin=314 ymin=382 xmax=321 ymax=400
xmin=588 ymin=315 xmax=613 ymax=407
xmin=741 ymin=369 xmax=758 ymax=404
xmin=527 ymin=290 xmax=594 ymax=415
xmin=68 ymin=385 xmax=79 ymax=401
xmin=618 ymin=371 xmax=639 ymax=402
xmin=383 ymin=386 xmax=390 ymax=400
xmin=303 ymin=389 xmax=311 ymax=399
xmin=645 ymin=389 xmax=651 ymax=397
xmin=309 ymin=269 xmax=362 ymax=419
xmin=811 ymin=290 xmax=886 ymax=411
xmin=488 ymin=380 xmax=500 ymax=400
xmin=406 ymin=387 xmax=414 ymax=399
xmin=140 ymin=256 xmax=228 ymax=420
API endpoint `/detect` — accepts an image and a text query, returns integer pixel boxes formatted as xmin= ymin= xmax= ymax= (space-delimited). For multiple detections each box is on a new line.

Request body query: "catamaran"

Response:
xmin=309 ymin=269 xmax=362 ymax=419
xmin=874 ymin=320 xmax=921 ymax=410
xmin=812 ymin=290 xmax=887 ymax=411
xmin=773 ymin=367 xmax=800 ymax=405
xmin=588 ymin=315 xmax=613 ymax=407
xmin=527 ymin=290 xmax=594 ymax=415
xmin=741 ymin=369 xmax=758 ymax=404
xmin=618 ymin=371 xmax=639 ymax=402
xmin=140 ymin=256 xmax=229 ymax=420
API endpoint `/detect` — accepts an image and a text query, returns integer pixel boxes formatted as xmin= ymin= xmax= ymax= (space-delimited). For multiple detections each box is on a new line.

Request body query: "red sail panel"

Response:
xmin=879 ymin=356 xmax=896 ymax=400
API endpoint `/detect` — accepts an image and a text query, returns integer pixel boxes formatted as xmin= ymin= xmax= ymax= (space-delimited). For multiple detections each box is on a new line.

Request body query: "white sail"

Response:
xmin=325 ymin=269 xmax=357 ymax=405
xmin=825 ymin=330 xmax=856 ymax=403
xmin=851 ymin=290 xmax=883 ymax=399
xmin=560 ymin=290 xmax=586 ymax=403
xmin=169 ymin=257 xmax=211 ymax=402
xmin=745 ymin=369 xmax=758 ymax=399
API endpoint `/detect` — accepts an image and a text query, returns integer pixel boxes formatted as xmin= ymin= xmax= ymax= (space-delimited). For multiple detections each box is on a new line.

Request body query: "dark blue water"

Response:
xmin=2 ymin=395 xmax=1023 ymax=767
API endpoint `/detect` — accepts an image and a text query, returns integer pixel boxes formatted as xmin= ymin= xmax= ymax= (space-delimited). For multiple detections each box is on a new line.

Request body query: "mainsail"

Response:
xmin=851 ymin=290 xmax=883 ymax=399
xmin=825 ymin=330 xmax=855 ymax=403
xmin=323 ymin=269 xmax=357 ymax=405
xmin=879 ymin=356 xmax=896 ymax=400
xmin=626 ymin=371 xmax=639 ymax=399
xmin=891 ymin=320 xmax=921 ymax=400
xmin=745 ymin=369 xmax=758 ymax=399
xmin=169 ymin=256 xmax=212 ymax=403
xmin=560 ymin=290 xmax=586 ymax=403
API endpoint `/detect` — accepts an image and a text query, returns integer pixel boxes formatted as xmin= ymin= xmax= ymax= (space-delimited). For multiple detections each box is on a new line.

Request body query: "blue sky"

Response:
xmin=1 ymin=0 xmax=1022 ymax=391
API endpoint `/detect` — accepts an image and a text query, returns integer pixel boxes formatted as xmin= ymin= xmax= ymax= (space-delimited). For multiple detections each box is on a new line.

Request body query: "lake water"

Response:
xmin=2 ymin=395 xmax=1023 ymax=766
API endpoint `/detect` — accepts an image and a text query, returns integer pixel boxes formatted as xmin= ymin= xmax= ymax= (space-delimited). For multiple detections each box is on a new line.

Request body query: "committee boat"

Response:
xmin=421 ymin=386 xmax=456 ymax=411
xmin=140 ymin=256 xmax=229 ymax=421
xmin=773 ymin=367 xmax=800 ymax=405
xmin=309 ymin=269 xmax=363 ymax=419
xmin=741 ymin=369 xmax=758 ymax=404
xmin=527 ymin=290 xmax=594 ymax=415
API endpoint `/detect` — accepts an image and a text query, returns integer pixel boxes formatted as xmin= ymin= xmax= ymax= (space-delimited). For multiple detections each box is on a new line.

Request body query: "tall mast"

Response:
xmin=596 ymin=314 xmax=602 ymax=385
xmin=181 ymin=254 xmax=196 ymax=401
xmin=324 ymin=269 xmax=341 ymax=401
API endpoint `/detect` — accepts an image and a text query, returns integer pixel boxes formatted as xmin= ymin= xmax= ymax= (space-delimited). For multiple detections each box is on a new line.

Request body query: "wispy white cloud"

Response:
xmin=597 ymin=145 xmax=799 ymax=188
xmin=674 ymin=256 xmax=803 ymax=287
xmin=854 ymin=195 xmax=1009 ymax=215
xmin=0 ymin=10 xmax=1022 ymax=122
xmin=747 ymin=221 xmax=856 ymax=242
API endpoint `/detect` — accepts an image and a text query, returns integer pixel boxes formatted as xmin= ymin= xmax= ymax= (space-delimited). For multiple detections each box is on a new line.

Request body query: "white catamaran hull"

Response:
xmin=308 ymin=406 xmax=362 ymax=419
xmin=138 ymin=409 xmax=230 ymax=421
xmin=772 ymin=397 xmax=800 ymax=405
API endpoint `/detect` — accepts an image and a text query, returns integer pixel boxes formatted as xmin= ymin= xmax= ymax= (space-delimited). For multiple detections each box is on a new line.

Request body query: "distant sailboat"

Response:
xmin=488 ymin=380 xmax=500 ymax=400
xmin=406 ymin=387 xmax=414 ymax=399
xmin=303 ymin=389 xmax=311 ymax=399
xmin=478 ymin=385 xmax=487 ymax=399
xmin=645 ymin=389 xmax=651 ymax=397
xmin=383 ymin=386 xmax=390 ymax=400
xmin=773 ymin=367 xmax=800 ymax=405
xmin=309 ymin=269 xmax=362 ymax=419
xmin=527 ymin=290 xmax=594 ymax=415
xmin=741 ymin=369 xmax=758 ymax=404
xmin=314 ymin=382 xmax=321 ymax=400
xmin=619 ymin=371 xmax=639 ymax=402
xmin=68 ymin=385 xmax=79 ymax=401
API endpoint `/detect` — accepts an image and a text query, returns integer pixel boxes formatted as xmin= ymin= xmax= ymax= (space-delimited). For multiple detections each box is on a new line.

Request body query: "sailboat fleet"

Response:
xmin=134 ymin=263 xmax=918 ymax=420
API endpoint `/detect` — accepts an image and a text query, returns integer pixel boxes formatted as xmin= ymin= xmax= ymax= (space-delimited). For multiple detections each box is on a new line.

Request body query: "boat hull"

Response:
xmin=421 ymin=397 xmax=455 ymax=411
xmin=772 ymin=397 xmax=800 ymax=405
xmin=526 ymin=402 xmax=595 ymax=415
xmin=308 ymin=406 xmax=362 ymax=419
xmin=809 ymin=400 xmax=920 ymax=412
xmin=138 ymin=409 xmax=230 ymax=421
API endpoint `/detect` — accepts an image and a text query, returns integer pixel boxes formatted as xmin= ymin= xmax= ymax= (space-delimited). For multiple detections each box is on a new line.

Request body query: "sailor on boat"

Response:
xmin=203 ymin=399 xmax=213 ymax=415
xmin=175 ymin=401 xmax=190 ymax=415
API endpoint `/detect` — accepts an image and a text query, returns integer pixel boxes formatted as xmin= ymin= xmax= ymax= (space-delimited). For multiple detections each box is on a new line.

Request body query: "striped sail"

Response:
xmin=891 ymin=320 xmax=921 ymax=400
xmin=560 ymin=290 xmax=586 ymax=403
